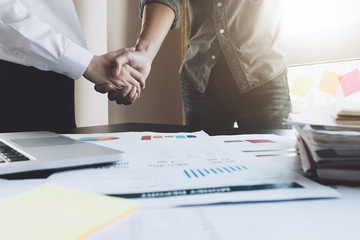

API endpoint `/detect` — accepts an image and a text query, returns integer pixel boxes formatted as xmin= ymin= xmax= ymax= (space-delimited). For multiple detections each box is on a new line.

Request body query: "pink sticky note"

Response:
xmin=340 ymin=69 xmax=360 ymax=97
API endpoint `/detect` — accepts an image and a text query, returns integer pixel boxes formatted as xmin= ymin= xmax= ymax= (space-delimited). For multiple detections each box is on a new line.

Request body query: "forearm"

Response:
xmin=97 ymin=2 xmax=176 ymax=104
xmin=0 ymin=0 xmax=92 ymax=79
xmin=135 ymin=2 xmax=175 ymax=63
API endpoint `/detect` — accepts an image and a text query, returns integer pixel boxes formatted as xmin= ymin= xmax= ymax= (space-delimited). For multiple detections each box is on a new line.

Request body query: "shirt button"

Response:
xmin=219 ymin=29 xmax=225 ymax=34
xmin=211 ymin=55 xmax=216 ymax=60
xmin=63 ymin=72 xmax=69 ymax=76
xmin=217 ymin=2 xmax=222 ymax=7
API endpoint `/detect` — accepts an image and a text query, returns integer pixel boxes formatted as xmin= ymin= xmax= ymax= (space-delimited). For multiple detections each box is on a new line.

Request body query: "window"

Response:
xmin=283 ymin=0 xmax=360 ymax=112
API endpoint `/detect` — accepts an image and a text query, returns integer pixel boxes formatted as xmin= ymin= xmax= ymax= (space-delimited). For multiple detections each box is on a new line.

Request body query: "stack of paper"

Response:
xmin=285 ymin=106 xmax=360 ymax=185
xmin=334 ymin=102 xmax=360 ymax=125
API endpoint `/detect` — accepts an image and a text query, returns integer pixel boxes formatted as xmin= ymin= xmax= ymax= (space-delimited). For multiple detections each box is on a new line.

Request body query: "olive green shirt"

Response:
xmin=140 ymin=0 xmax=286 ymax=94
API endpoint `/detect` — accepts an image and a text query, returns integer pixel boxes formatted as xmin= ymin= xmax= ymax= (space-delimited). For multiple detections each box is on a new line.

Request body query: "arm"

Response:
xmin=97 ymin=2 xmax=176 ymax=104
xmin=114 ymin=2 xmax=176 ymax=78
xmin=0 ymin=0 xmax=141 ymax=91
xmin=134 ymin=2 xmax=176 ymax=68
xmin=0 ymin=0 xmax=91 ymax=80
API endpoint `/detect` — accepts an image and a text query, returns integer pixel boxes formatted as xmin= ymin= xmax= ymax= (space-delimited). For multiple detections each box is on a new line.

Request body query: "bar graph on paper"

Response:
xmin=184 ymin=165 xmax=248 ymax=179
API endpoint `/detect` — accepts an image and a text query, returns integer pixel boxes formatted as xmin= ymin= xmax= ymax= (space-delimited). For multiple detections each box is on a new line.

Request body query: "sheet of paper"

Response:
xmin=211 ymin=134 xmax=302 ymax=174
xmin=87 ymin=186 xmax=360 ymax=240
xmin=47 ymin=132 xmax=339 ymax=208
xmin=286 ymin=106 xmax=360 ymax=129
xmin=287 ymin=106 xmax=360 ymax=128
xmin=0 ymin=184 xmax=138 ymax=240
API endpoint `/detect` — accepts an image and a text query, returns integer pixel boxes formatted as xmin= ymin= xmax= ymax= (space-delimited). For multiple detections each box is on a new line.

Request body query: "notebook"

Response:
xmin=0 ymin=131 xmax=124 ymax=177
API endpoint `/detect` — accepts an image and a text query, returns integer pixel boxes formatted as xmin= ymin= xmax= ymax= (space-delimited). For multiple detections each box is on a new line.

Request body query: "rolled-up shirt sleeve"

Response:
xmin=140 ymin=0 xmax=182 ymax=29
xmin=0 ymin=0 xmax=93 ymax=80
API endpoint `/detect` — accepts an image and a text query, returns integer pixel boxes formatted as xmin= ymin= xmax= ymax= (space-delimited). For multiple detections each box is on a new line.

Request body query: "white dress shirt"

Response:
xmin=0 ymin=0 xmax=93 ymax=80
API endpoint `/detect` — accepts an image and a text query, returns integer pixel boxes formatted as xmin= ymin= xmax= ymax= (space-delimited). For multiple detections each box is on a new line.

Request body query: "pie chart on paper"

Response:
xmin=78 ymin=136 xmax=119 ymax=142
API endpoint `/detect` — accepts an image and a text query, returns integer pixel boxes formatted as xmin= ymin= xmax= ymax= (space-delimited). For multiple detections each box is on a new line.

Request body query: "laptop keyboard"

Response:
xmin=0 ymin=141 xmax=30 ymax=162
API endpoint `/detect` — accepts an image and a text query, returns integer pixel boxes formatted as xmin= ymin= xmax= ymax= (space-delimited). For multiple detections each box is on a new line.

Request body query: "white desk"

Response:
xmin=69 ymin=124 xmax=359 ymax=240
xmin=2 ymin=124 xmax=359 ymax=239
xmin=89 ymin=186 xmax=360 ymax=240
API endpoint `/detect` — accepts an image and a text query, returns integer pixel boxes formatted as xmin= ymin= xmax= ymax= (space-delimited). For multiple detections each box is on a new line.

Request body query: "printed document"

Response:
xmin=47 ymin=131 xmax=339 ymax=208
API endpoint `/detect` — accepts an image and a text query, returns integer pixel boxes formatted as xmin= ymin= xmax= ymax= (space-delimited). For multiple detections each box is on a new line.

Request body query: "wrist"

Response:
xmin=83 ymin=55 xmax=105 ymax=85
xmin=83 ymin=55 xmax=95 ymax=81
xmin=135 ymin=38 xmax=157 ymax=64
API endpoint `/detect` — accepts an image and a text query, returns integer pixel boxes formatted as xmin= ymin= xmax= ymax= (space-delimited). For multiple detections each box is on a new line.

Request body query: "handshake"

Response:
xmin=83 ymin=47 xmax=151 ymax=105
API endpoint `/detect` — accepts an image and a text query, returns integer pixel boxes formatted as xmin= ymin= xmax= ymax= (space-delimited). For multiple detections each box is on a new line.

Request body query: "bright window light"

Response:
xmin=283 ymin=0 xmax=360 ymax=37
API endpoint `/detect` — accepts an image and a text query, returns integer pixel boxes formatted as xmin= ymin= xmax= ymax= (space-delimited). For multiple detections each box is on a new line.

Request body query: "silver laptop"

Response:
xmin=0 ymin=131 xmax=124 ymax=176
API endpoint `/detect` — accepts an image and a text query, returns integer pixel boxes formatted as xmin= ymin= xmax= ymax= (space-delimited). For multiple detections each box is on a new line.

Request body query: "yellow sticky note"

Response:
xmin=318 ymin=70 xmax=341 ymax=96
xmin=291 ymin=75 xmax=313 ymax=97
xmin=0 ymin=184 xmax=138 ymax=240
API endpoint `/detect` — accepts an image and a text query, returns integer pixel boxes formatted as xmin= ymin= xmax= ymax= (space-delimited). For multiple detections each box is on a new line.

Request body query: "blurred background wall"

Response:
xmin=74 ymin=0 xmax=184 ymax=127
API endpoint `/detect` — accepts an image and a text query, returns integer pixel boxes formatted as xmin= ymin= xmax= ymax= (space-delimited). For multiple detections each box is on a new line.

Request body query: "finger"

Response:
xmin=127 ymin=86 xmax=138 ymax=101
xmin=111 ymin=50 xmax=134 ymax=77
xmin=118 ymin=65 xmax=141 ymax=92
xmin=122 ymin=87 xmax=138 ymax=105
xmin=133 ymin=92 xmax=139 ymax=100
xmin=111 ymin=56 xmax=128 ymax=77
xmin=94 ymin=84 xmax=115 ymax=93
xmin=124 ymin=80 xmax=140 ymax=96
xmin=107 ymin=91 xmax=118 ymax=101
xmin=108 ymin=88 xmax=129 ymax=101
xmin=116 ymin=98 xmax=127 ymax=105
xmin=112 ymin=86 xmax=138 ymax=105
xmin=129 ymin=66 xmax=146 ymax=89
xmin=123 ymin=65 xmax=142 ymax=95
xmin=109 ymin=92 xmax=126 ymax=105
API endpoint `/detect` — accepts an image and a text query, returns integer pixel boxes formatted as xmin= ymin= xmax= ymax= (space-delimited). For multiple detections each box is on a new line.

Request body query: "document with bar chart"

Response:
xmin=48 ymin=131 xmax=339 ymax=208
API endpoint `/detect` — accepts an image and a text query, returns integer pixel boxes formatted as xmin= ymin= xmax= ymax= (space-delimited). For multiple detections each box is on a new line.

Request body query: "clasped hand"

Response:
xmin=84 ymin=48 xmax=150 ymax=105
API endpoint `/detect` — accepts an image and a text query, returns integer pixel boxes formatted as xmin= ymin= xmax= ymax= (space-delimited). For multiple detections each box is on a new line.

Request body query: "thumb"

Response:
xmin=112 ymin=49 xmax=137 ymax=77
xmin=112 ymin=53 xmax=130 ymax=77
xmin=112 ymin=67 xmax=120 ymax=78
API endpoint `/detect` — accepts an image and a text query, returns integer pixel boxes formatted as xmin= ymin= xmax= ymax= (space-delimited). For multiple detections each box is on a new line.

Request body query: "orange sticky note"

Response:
xmin=340 ymin=69 xmax=360 ymax=97
xmin=291 ymin=75 xmax=313 ymax=97
xmin=318 ymin=70 xmax=341 ymax=96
